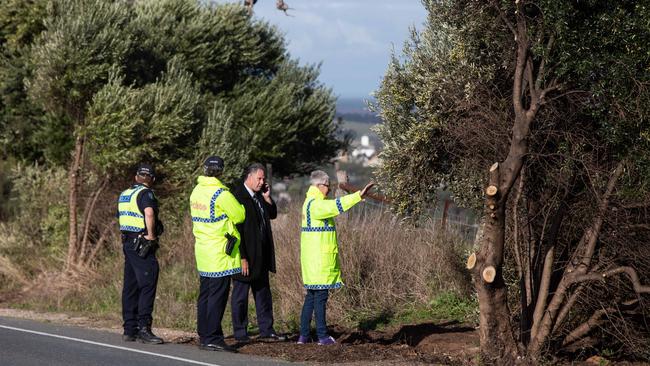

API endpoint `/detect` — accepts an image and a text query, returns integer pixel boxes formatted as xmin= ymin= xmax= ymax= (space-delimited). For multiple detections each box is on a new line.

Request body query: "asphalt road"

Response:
xmin=0 ymin=316 xmax=296 ymax=366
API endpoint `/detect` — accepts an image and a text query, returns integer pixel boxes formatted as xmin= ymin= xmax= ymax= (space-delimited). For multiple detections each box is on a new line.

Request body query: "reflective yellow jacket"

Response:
xmin=190 ymin=176 xmax=245 ymax=277
xmin=300 ymin=186 xmax=362 ymax=289
xmin=118 ymin=185 xmax=148 ymax=233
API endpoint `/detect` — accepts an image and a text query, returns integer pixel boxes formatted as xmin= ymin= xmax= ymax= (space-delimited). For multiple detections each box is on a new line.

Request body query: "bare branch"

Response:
xmin=530 ymin=246 xmax=555 ymax=340
xmin=562 ymin=307 xmax=612 ymax=346
xmin=526 ymin=58 xmax=537 ymax=101
xmin=539 ymin=79 xmax=559 ymax=99
xmin=572 ymin=266 xmax=650 ymax=294
xmin=578 ymin=161 xmax=626 ymax=269
xmin=513 ymin=50 xmax=527 ymax=116
xmin=545 ymin=89 xmax=589 ymax=104
xmin=553 ymin=263 xmax=603 ymax=334
xmin=79 ymin=178 xmax=108 ymax=264
xmin=530 ymin=162 xmax=625 ymax=354
xmin=535 ymin=35 xmax=555 ymax=91
xmin=553 ymin=282 xmax=586 ymax=334
xmin=512 ymin=2 xmax=528 ymax=117
xmin=623 ymin=224 xmax=650 ymax=231
xmin=83 ymin=224 xmax=113 ymax=267
xmin=562 ymin=299 xmax=640 ymax=347
xmin=512 ymin=173 xmax=524 ymax=278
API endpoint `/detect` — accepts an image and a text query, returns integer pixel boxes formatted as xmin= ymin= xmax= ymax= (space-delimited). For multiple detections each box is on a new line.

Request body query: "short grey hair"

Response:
xmin=243 ymin=163 xmax=266 ymax=179
xmin=309 ymin=170 xmax=330 ymax=186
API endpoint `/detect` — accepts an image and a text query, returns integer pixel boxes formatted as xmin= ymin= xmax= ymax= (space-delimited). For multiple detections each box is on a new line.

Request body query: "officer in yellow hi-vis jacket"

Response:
xmin=297 ymin=170 xmax=374 ymax=346
xmin=190 ymin=156 xmax=245 ymax=353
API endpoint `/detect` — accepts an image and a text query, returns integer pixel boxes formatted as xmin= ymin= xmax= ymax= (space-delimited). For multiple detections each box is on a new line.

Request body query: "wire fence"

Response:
xmin=347 ymin=198 xmax=480 ymax=243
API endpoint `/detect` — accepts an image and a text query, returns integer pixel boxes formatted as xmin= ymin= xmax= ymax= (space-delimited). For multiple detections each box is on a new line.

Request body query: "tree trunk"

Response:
xmin=473 ymin=163 xmax=520 ymax=364
xmin=65 ymin=136 xmax=84 ymax=271
xmin=474 ymin=2 xmax=559 ymax=362
xmin=475 ymin=211 xmax=519 ymax=364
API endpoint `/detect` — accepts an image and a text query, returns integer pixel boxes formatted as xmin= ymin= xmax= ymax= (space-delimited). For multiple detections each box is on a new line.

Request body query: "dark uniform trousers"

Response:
xmin=197 ymin=275 xmax=231 ymax=345
xmin=231 ymin=271 xmax=275 ymax=339
xmin=122 ymin=238 xmax=159 ymax=335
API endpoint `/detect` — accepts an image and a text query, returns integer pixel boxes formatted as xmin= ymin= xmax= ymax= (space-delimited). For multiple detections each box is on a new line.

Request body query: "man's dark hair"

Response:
xmin=243 ymin=163 xmax=266 ymax=179
xmin=204 ymin=166 xmax=223 ymax=177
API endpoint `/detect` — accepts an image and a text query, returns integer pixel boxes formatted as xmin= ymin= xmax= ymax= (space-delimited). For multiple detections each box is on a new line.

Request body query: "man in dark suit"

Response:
xmin=230 ymin=163 xmax=286 ymax=343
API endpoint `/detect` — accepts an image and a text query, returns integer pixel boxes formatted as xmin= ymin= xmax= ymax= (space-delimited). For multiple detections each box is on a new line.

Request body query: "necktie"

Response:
xmin=253 ymin=195 xmax=267 ymax=233
xmin=252 ymin=195 xmax=264 ymax=215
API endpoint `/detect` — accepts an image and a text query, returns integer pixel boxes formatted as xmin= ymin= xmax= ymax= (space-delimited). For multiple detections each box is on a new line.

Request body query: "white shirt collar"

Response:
xmin=244 ymin=182 xmax=256 ymax=198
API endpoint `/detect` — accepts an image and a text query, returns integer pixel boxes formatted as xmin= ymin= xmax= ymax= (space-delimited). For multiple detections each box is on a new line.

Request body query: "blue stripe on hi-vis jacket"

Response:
xmin=335 ymin=198 xmax=343 ymax=214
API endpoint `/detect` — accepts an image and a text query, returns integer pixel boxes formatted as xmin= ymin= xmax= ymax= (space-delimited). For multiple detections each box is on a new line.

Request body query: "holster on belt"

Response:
xmin=131 ymin=235 xmax=159 ymax=258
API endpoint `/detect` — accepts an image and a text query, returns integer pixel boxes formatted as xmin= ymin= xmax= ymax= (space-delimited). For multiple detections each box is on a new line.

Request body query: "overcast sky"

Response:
xmin=216 ymin=0 xmax=427 ymax=98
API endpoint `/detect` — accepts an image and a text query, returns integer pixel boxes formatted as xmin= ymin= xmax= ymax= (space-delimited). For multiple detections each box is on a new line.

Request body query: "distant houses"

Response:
xmin=338 ymin=134 xmax=380 ymax=167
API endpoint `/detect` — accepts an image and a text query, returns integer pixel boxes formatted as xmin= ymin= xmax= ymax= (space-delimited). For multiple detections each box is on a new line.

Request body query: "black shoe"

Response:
xmin=199 ymin=341 xmax=238 ymax=353
xmin=258 ymin=333 xmax=287 ymax=342
xmin=138 ymin=328 xmax=164 ymax=344
xmin=235 ymin=336 xmax=251 ymax=345
xmin=122 ymin=334 xmax=138 ymax=342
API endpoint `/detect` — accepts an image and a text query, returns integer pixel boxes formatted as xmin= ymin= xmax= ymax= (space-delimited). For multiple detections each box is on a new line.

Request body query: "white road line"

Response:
xmin=0 ymin=324 xmax=223 ymax=366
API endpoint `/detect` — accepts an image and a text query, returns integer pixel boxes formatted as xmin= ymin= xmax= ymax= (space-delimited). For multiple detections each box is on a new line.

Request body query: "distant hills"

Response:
xmin=335 ymin=97 xmax=381 ymax=124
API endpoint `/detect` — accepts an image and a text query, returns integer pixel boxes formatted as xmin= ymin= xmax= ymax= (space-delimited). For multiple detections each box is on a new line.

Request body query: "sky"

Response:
xmin=217 ymin=0 xmax=428 ymax=99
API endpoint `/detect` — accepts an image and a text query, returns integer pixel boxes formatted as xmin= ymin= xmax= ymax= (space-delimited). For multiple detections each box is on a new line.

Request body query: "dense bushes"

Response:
xmin=0 ymin=165 xmax=68 ymax=293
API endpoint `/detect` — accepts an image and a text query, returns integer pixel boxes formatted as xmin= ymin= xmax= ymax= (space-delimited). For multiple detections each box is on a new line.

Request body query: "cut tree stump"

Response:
xmin=482 ymin=266 xmax=496 ymax=283
xmin=467 ymin=253 xmax=477 ymax=269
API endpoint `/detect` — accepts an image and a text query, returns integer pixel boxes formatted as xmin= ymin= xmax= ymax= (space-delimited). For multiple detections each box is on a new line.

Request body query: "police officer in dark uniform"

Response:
xmin=118 ymin=163 xmax=163 ymax=344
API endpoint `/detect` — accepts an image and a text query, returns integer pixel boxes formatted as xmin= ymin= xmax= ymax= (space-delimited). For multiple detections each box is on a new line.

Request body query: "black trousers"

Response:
xmin=231 ymin=272 xmax=275 ymax=339
xmin=197 ymin=275 xmax=231 ymax=345
xmin=122 ymin=240 xmax=159 ymax=335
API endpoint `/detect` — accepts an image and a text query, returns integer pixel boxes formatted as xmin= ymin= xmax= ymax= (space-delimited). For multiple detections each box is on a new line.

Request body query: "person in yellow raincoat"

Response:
xmin=297 ymin=170 xmax=374 ymax=345
xmin=190 ymin=156 xmax=245 ymax=353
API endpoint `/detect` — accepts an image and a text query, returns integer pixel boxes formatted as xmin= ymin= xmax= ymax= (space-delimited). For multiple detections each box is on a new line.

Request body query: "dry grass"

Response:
xmin=2 ymin=197 xmax=474 ymax=334
xmin=271 ymin=201 xmax=473 ymax=331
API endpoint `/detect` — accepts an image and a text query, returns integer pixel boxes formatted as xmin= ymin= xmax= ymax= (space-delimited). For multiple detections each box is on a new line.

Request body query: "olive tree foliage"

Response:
xmin=376 ymin=0 xmax=650 ymax=362
xmin=0 ymin=0 xmax=62 ymax=163
xmin=17 ymin=0 xmax=340 ymax=272
xmin=86 ymin=61 xmax=204 ymax=181
xmin=27 ymin=0 xmax=134 ymax=271
xmin=128 ymin=0 xmax=285 ymax=93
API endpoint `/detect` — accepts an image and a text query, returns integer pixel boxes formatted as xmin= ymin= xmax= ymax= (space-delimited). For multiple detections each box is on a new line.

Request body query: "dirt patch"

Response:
xmin=232 ymin=324 xmax=478 ymax=365
xmin=0 ymin=308 xmax=478 ymax=365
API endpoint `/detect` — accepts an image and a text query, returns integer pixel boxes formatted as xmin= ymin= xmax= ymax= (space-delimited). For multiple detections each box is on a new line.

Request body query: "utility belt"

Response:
xmin=123 ymin=234 xmax=159 ymax=258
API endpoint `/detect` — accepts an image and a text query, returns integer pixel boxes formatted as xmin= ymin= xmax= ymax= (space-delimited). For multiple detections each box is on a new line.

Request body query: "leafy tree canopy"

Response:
xmin=3 ymin=0 xmax=341 ymax=182
xmin=376 ymin=0 xmax=650 ymax=216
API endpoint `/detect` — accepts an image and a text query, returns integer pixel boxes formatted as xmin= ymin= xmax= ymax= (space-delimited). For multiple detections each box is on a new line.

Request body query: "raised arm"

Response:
xmin=309 ymin=192 xmax=362 ymax=220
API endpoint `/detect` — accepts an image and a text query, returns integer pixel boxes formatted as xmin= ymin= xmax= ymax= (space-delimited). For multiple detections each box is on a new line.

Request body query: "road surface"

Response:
xmin=0 ymin=316 xmax=296 ymax=366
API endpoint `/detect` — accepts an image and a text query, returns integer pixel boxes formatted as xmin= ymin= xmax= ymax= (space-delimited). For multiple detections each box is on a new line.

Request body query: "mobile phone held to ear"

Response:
xmin=261 ymin=183 xmax=269 ymax=193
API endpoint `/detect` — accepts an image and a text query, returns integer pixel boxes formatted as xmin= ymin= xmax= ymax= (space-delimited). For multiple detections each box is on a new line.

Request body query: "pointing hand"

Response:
xmin=360 ymin=183 xmax=375 ymax=198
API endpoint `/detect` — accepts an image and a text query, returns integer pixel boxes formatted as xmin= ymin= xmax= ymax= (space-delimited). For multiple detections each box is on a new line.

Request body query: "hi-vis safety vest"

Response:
xmin=190 ymin=176 xmax=245 ymax=277
xmin=118 ymin=184 xmax=149 ymax=232
xmin=300 ymin=186 xmax=362 ymax=289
